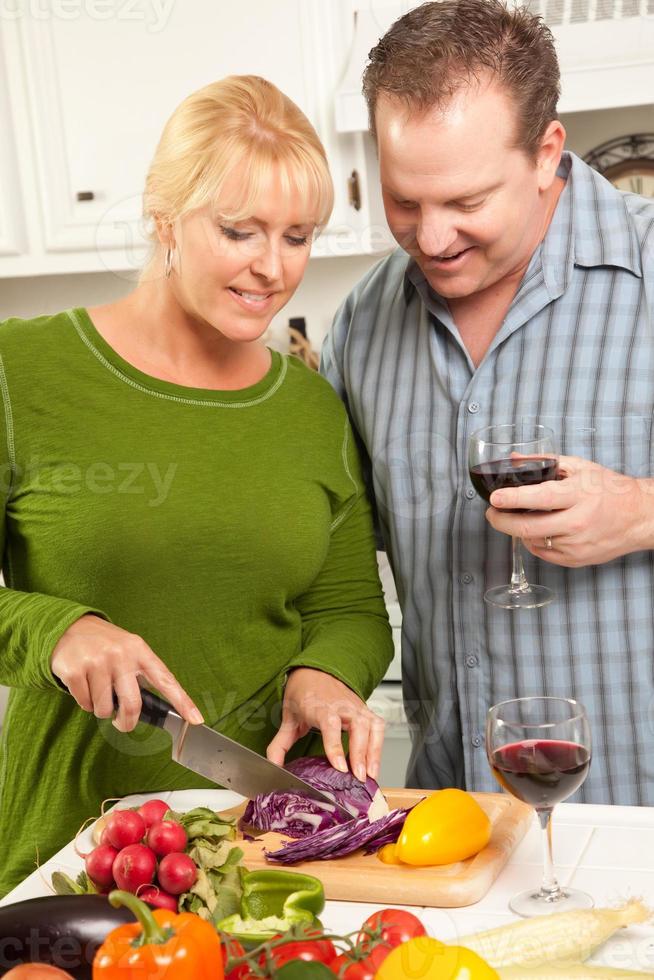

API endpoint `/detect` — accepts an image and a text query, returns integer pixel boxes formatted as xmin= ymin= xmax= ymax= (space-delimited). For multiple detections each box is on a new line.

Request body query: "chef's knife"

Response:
xmin=111 ymin=688 xmax=351 ymax=818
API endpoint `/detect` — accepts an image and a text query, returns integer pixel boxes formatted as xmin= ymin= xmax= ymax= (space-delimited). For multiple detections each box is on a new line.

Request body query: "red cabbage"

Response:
xmin=264 ymin=808 xmax=410 ymax=864
xmin=284 ymin=757 xmax=388 ymax=820
xmin=242 ymin=792 xmax=344 ymax=838
xmin=242 ymin=756 xmax=389 ymax=838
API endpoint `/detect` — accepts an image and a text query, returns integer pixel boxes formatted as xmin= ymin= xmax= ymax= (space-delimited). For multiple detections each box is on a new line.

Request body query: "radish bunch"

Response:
xmin=84 ymin=799 xmax=197 ymax=910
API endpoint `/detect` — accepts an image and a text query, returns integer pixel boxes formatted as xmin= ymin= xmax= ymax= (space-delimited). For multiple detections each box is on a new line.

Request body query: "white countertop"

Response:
xmin=4 ymin=789 xmax=654 ymax=973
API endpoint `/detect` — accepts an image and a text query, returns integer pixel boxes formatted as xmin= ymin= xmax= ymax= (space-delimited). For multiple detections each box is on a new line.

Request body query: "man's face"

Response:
xmin=377 ymin=81 xmax=557 ymax=300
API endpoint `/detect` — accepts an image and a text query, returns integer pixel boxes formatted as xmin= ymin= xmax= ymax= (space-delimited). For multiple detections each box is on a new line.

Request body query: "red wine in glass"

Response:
xmin=468 ymin=424 xmax=559 ymax=608
xmin=470 ymin=457 xmax=558 ymax=505
xmin=486 ymin=696 xmax=593 ymax=916
xmin=490 ymin=739 xmax=591 ymax=809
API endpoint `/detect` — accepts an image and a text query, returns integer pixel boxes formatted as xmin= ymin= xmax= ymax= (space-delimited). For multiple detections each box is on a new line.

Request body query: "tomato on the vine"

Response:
xmin=357 ymin=908 xmax=427 ymax=952
xmin=221 ymin=935 xmax=249 ymax=979
xmin=330 ymin=945 xmax=389 ymax=979
xmin=262 ymin=932 xmax=338 ymax=969
xmin=329 ymin=908 xmax=427 ymax=978
xmin=270 ymin=938 xmax=338 ymax=968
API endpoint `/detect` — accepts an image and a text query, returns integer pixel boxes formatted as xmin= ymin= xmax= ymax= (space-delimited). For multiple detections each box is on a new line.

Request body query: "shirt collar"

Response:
xmin=403 ymin=150 xmax=642 ymax=305
xmin=541 ymin=151 xmax=642 ymax=294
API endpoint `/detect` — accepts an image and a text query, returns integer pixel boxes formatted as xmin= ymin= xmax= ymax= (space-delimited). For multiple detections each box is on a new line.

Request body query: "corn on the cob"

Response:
xmin=500 ymin=965 xmax=654 ymax=978
xmin=459 ymin=900 xmax=651 ymax=969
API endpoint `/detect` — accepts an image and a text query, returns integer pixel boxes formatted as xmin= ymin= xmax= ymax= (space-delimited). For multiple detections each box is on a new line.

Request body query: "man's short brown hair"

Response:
xmin=362 ymin=0 xmax=560 ymax=158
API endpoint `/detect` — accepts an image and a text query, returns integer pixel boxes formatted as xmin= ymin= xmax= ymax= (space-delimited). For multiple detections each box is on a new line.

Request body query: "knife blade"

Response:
xmin=112 ymin=688 xmax=351 ymax=818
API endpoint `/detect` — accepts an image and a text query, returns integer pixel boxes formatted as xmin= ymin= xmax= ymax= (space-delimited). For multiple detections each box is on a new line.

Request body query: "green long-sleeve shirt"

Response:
xmin=0 ymin=308 xmax=393 ymax=896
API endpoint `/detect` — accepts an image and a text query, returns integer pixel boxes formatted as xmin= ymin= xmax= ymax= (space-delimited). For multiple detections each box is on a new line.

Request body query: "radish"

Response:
xmin=157 ymin=852 xmax=197 ymax=895
xmin=112 ymin=843 xmax=156 ymax=892
xmin=138 ymin=884 xmax=179 ymax=911
xmin=137 ymin=799 xmax=170 ymax=829
xmin=85 ymin=843 xmax=118 ymax=890
xmin=104 ymin=809 xmax=146 ymax=850
xmin=146 ymin=819 xmax=187 ymax=857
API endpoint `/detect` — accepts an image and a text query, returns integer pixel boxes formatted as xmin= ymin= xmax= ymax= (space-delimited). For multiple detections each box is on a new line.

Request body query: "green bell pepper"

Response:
xmin=241 ymin=869 xmax=325 ymax=921
xmin=216 ymin=869 xmax=325 ymax=943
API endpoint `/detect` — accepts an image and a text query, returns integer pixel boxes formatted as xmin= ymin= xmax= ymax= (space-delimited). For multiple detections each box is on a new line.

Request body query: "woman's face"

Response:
xmin=167 ymin=167 xmax=317 ymax=344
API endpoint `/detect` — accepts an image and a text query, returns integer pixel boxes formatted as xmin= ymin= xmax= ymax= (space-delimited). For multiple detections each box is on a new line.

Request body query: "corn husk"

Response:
xmin=500 ymin=964 xmax=654 ymax=978
xmin=459 ymin=900 xmax=651 ymax=969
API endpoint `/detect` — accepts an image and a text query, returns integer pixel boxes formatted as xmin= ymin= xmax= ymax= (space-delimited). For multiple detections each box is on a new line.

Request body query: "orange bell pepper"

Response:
xmin=93 ymin=890 xmax=224 ymax=980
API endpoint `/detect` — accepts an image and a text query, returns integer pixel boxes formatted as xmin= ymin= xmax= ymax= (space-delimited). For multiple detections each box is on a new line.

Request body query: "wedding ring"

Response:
xmin=545 ymin=536 xmax=554 ymax=550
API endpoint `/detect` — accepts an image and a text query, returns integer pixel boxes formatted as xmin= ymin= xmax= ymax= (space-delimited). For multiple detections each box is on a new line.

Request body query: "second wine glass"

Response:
xmin=487 ymin=696 xmax=593 ymax=917
xmin=468 ymin=422 xmax=558 ymax=609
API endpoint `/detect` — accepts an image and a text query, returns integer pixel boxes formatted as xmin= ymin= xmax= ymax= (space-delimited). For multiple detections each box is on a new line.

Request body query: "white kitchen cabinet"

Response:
xmin=0 ymin=0 xmax=389 ymax=278
xmin=0 ymin=28 xmax=27 ymax=261
xmin=337 ymin=0 xmax=654 ymax=129
xmin=332 ymin=0 xmax=654 ymax=225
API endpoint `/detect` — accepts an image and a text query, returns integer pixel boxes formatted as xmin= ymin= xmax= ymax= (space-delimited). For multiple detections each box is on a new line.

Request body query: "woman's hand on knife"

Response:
xmin=51 ymin=614 xmax=204 ymax=732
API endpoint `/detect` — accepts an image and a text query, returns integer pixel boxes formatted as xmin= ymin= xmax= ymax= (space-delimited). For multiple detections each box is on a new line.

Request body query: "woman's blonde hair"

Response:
xmin=143 ymin=75 xmax=334 ymax=248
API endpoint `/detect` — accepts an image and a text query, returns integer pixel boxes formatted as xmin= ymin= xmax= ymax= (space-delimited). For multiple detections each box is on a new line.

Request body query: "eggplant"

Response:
xmin=0 ymin=895 xmax=133 ymax=978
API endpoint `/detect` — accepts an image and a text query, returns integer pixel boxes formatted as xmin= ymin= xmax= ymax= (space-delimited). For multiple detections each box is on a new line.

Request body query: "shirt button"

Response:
xmin=471 ymin=733 xmax=483 ymax=748
xmin=465 ymin=654 xmax=479 ymax=668
xmin=465 ymin=487 xmax=476 ymax=499
xmin=468 ymin=401 xmax=480 ymax=414
xmin=460 ymin=573 xmax=474 ymax=585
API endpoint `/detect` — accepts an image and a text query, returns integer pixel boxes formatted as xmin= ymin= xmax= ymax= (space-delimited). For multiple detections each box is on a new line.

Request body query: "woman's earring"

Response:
xmin=164 ymin=246 xmax=174 ymax=279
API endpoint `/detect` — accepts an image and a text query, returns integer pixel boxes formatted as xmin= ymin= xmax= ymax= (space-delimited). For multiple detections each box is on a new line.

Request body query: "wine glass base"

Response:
xmin=484 ymin=584 xmax=555 ymax=609
xmin=509 ymin=886 xmax=594 ymax=918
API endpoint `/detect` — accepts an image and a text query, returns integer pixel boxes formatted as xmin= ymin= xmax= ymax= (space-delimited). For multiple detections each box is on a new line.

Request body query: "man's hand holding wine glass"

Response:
xmin=486 ymin=454 xmax=654 ymax=568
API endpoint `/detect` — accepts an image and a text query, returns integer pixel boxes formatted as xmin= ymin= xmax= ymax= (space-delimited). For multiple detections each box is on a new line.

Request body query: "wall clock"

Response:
xmin=584 ymin=134 xmax=654 ymax=198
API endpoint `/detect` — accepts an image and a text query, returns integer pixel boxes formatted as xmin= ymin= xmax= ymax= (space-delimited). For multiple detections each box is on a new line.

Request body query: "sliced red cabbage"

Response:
xmin=264 ymin=808 xmax=409 ymax=864
xmin=242 ymin=756 xmax=389 ymax=838
xmin=242 ymin=792 xmax=344 ymax=838
xmin=286 ymin=757 xmax=389 ymax=820
xmin=362 ymin=822 xmax=407 ymax=854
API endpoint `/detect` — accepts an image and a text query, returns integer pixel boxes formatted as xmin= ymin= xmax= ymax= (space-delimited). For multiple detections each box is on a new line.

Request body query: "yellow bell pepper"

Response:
xmin=375 ymin=936 xmax=499 ymax=979
xmin=384 ymin=788 xmax=491 ymax=866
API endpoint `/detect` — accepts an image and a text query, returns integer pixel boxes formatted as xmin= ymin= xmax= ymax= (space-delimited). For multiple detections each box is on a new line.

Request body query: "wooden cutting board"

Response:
xmin=231 ymin=789 xmax=532 ymax=908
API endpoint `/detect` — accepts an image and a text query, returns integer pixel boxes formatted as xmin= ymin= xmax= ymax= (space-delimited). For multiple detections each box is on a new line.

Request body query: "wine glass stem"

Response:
xmin=538 ymin=807 xmax=561 ymax=897
xmin=510 ymin=536 xmax=530 ymax=593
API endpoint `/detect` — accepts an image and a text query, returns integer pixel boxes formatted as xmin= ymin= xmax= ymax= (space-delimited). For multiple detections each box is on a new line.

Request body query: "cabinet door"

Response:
xmin=16 ymin=0 xmax=324 ymax=265
xmin=0 ymin=29 xmax=26 ymax=259
xmin=302 ymin=0 xmax=391 ymax=256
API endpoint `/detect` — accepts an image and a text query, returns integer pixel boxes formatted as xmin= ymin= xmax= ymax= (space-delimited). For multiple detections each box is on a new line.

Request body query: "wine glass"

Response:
xmin=487 ymin=696 xmax=593 ymax=917
xmin=468 ymin=423 xmax=558 ymax=609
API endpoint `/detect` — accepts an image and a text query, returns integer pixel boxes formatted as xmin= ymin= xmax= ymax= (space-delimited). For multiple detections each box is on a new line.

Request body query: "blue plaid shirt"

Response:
xmin=322 ymin=152 xmax=654 ymax=805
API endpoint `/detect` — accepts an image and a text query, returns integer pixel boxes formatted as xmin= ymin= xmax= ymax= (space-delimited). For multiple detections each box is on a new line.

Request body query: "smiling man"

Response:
xmin=321 ymin=0 xmax=654 ymax=804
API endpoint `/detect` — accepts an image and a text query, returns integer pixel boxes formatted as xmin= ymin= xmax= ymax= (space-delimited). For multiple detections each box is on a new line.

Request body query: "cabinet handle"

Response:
xmin=76 ymin=191 xmax=95 ymax=202
xmin=347 ymin=170 xmax=362 ymax=212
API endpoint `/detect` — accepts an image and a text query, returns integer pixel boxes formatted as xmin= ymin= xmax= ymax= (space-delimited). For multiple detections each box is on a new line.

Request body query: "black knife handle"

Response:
xmin=111 ymin=688 xmax=172 ymax=728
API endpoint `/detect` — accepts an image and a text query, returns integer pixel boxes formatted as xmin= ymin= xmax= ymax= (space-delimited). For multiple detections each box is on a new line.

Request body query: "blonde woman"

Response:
xmin=0 ymin=76 xmax=392 ymax=896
